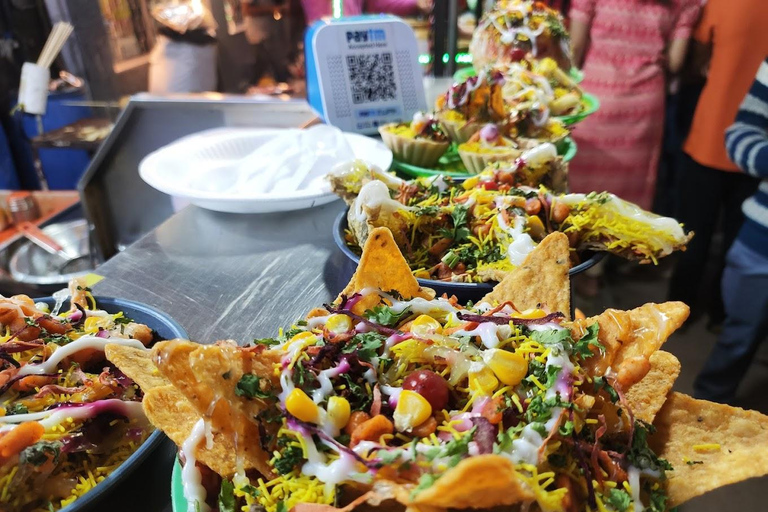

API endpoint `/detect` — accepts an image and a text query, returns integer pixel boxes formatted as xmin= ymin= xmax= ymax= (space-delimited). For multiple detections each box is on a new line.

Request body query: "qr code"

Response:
xmin=346 ymin=53 xmax=397 ymax=104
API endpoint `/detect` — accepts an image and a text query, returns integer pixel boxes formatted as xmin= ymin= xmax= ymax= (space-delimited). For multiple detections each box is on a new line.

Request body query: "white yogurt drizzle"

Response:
xmin=16 ymin=336 xmax=146 ymax=376
xmin=181 ymin=418 xmax=212 ymax=512
xmin=0 ymin=399 xmax=145 ymax=432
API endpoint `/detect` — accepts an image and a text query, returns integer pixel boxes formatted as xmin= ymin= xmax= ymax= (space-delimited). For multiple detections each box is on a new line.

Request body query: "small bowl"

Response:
xmin=333 ymin=210 xmax=604 ymax=303
xmin=33 ymin=296 xmax=188 ymax=512
xmin=10 ymin=219 xmax=95 ymax=286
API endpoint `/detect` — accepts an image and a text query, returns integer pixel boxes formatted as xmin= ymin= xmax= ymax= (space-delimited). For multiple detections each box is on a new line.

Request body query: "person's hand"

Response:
xmin=416 ymin=0 xmax=433 ymax=13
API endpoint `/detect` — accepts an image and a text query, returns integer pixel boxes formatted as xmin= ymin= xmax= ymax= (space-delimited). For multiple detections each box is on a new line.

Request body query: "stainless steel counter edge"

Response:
xmin=92 ymin=200 xmax=354 ymax=344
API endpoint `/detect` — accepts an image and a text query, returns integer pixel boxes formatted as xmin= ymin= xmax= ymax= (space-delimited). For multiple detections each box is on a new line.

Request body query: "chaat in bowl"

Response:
xmin=0 ymin=279 xmax=187 ymax=512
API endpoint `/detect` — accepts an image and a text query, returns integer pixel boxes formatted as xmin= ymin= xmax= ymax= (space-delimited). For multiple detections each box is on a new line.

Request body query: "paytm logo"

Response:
xmin=346 ymin=29 xmax=386 ymax=44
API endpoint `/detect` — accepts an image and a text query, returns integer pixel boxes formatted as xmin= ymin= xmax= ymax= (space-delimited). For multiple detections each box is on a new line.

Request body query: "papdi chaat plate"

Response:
xmin=328 ymin=161 xmax=692 ymax=285
xmin=108 ymin=228 xmax=768 ymax=512
xmin=0 ymin=280 xmax=187 ymax=512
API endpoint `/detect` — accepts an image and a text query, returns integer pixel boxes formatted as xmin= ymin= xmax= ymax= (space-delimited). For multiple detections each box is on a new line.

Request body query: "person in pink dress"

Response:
xmin=301 ymin=0 xmax=432 ymax=25
xmin=568 ymin=0 xmax=701 ymax=209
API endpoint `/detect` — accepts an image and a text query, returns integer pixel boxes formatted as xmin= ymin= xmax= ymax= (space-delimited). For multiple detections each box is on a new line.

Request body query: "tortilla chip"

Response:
xmin=105 ymin=344 xmax=170 ymax=391
xmin=143 ymin=385 xmax=248 ymax=478
xmin=568 ymin=301 xmax=689 ymax=385
xmin=339 ymin=227 xmax=433 ymax=315
xmin=152 ymin=339 xmax=279 ymax=477
xmin=482 ymin=232 xmax=571 ymax=319
xmin=625 ymin=351 xmax=680 ymax=424
xmin=409 ymin=455 xmax=534 ymax=508
xmin=651 ymin=392 xmax=768 ymax=506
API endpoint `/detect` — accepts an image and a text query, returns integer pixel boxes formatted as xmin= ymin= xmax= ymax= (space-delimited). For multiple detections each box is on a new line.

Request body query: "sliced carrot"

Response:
xmin=0 ymin=421 xmax=44 ymax=459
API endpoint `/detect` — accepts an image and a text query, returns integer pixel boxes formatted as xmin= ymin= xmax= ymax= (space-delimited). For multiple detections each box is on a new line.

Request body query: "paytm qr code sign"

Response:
xmin=305 ymin=15 xmax=427 ymax=134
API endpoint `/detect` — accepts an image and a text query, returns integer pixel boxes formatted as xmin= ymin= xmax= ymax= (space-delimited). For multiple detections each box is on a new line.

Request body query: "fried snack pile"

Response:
xmin=107 ymin=229 xmax=768 ymax=512
xmin=470 ymin=0 xmax=572 ymax=72
xmin=329 ymin=164 xmax=692 ymax=283
xmin=0 ymin=280 xmax=156 ymax=512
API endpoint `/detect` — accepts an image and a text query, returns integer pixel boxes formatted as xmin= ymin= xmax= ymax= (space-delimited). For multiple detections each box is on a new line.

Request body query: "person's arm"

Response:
xmin=725 ymin=59 xmax=768 ymax=177
xmin=568 ymin=0 xmax=595 ymax=69
xmin=664 ymin=0 xmax=701 ymax=74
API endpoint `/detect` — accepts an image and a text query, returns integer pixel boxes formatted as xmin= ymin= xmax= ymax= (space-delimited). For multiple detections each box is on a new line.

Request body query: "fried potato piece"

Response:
xmin=143 ymin=385 xmax=246 ymax=478
xmin=105 ymin=344 xmax=170 ymax=391
xmin=625 ymin=351 xmax=680 ymax=424
xmin=339 ymin=227 xmax=434 ymax=315
xmin=651 ymin=392 xmax=768 ymax=507
xmin=408 ymin=455 xmax=534 ymax=508
xmin=482 ymin=232 xmax=571 ymax=319
xmin=152 ymin=339 xmax=280 ymax=477
xmin=568 ymin=301 xmax=689 ymax=387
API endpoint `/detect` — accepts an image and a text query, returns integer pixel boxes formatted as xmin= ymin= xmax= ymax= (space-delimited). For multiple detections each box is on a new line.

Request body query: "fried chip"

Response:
xmin=339 ymin=227 xmax=433 ymax=315
xmin=143 ymin=385 xmax=246 ymax=478
xmin=105 ymin=344 xmax=171 ymax=391
xmin=569 ymin=301 xmax=689 ymax=386
xmin=152 ymin=339 xmax=279 ymax=477
xmin=652 ymin=392 xmax=768 ymax=506
xmin=408 ymin=455 xmax=534 ymax=508
xmin=482 ymin=232 xmax=571 ymax=319
xmin=625 ymin=351 xmax=680 ymax=424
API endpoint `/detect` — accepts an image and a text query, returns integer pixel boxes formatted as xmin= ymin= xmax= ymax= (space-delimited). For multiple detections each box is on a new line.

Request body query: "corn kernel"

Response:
xmin=513 ymin=308 xmax=548 ymax=320
xmin=393 ymin=390 xmax=432 ymax=432
xmin=463 ymin=176 xmax=480 ymax=190
xmin=325 ymin=314 xmax=352 ymax=334
xmin=468 ymin=366 xmax=499 ymax=395
xmin=483 ymin=349 xmax=528 ymax=386
xmin=327 ymin=396 xmax=351 ymax=429
xmin=410 ymin=315 xmax=442 ymax=337
xmin=285 ymin=388 xmax=319 ymax=423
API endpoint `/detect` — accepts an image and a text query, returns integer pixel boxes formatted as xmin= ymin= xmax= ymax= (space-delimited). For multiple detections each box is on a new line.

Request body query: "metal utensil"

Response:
xmin=16 ymin=221 xmax=90 ymax=272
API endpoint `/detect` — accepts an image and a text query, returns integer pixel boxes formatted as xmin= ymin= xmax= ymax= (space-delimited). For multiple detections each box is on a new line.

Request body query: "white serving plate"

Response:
xmin=139 ymin=127 xmax=392 ymax=213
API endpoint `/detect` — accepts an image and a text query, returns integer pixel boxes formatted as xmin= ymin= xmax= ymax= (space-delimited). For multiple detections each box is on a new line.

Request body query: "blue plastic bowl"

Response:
xmin=33 ymin=296 xmax=188 ymax=512
xmin=333 ymin=210 xmax=604 ymax=303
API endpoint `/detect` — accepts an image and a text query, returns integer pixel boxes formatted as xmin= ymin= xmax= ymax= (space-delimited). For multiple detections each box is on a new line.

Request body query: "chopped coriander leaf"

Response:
xmin=283 ymin=328 xmax=304 ymax=340
xmin=686 ymin=460 xmax=704 ymax=465
xmin=378 ymin=449 xmax=402 ymax=465
xmin=20 ymin=441 xmax=61 ymax=466
xmin=218 ymin=479 xmax=236 ymax=512
xmin=558 ymin=420 xmax=574 ymax=437
xmin=593 ymin=376 xmax=619 ymax=403
xmin=5 ymin=403 xmax=28 ymax=415
xmin=572 ymin=323 xmax=603 ymax=360
xmin=414 ymin=205 xmax=439 ymax=217
xmin=646 ymin=482 xmax=669 ymax=512
xmin=241 ymin=484 xmax=260 ymax=498
xmin=628 ymin=422 xmax=673 ymax=473
xmin=340 ymin=374 xmax=373 ymax=412
xmin=235 ymin=374 xmax=272 ymax=400
xmin=276 ymin=502 xmax=288 ymax=512
xmin=364 ymin=305 xmax=412 ymax=327
xmin=604 ymin=488 xmax=631 ymax=511
xmin=437 ymin=205 xmax=471 ymax=242
xmin=254 ymin=337 xmax=281 ymax=346
xmin=411 ymin=473 xmax=439 ymax=498
xmin=342 ymin=332 xmax=385 ymax=362
xmin=273 ymin=443 xmax=304 ymax=475
xmin=292 ymin=362 xmax=316 ymax=388
xmin=113 ymin=315 xmax=135 ymax=325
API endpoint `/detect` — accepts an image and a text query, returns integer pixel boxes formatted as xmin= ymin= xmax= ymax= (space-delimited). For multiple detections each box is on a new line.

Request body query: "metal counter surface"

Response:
xmin=93 ymin=200 xmax=353 ymax=343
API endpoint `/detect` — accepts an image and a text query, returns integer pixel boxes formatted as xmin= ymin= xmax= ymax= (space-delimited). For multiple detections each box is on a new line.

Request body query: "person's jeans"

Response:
xmin=693 ymin=238 xmax=768 ymax=402
xmin=668 ymin=153 xmax=758 ymax=322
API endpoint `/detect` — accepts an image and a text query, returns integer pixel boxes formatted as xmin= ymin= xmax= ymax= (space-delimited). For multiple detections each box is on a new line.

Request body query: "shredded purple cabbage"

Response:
xmin=470 ymin=417 xmax=496 ymax=455
xmin=285 ymin=414 xmax=379 ymax=470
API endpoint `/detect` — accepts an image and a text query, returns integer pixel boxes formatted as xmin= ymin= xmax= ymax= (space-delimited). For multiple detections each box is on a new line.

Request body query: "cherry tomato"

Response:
xmin=480 ymin=180 xmax=498 ymax=191
xmin=403 ymin=370 xmax=450 ymax=410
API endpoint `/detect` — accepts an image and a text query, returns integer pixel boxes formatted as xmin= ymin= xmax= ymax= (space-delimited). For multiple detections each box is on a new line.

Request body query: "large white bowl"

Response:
xmin=138 ymin=127 xmax=392 ymax=214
